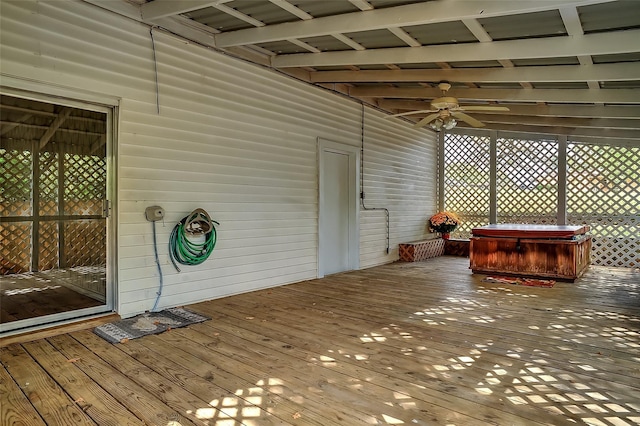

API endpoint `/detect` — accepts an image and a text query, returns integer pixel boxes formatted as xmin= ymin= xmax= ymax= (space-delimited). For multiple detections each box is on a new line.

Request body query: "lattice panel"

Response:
xmin=38 ymin=221 xmax=59 ymax=271
xmin=63 ymin=219 xmax=106 ymax=268
xmin=0 ymin=149 xmax=32 ymax=216
xmin=399 ymin=239 xmax=444 ymax=262
xmin=497 ymin=138 xmax=558 ymax=225
xmin=453 ymin=215 xmax=490 ymax=240
xmin=39 ymin=151 xmax=59 ymax=216
xmin=64 ymin=154 xmax=106 ymax=215
xmin=0 ymin=222 xmax=32 ymax=275
xmin=568 ymin=143 xmax=639 ymax=267
xmin=444 ymin=134 xmax=490 ymax=239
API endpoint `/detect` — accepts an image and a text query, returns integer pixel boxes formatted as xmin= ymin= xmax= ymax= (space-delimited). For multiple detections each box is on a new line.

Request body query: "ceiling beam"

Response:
xmin=90 ymin=135 xmax=107 ymax=154
xmin=273 ymin=29 xmax=640 ymax=68
xmin=559 ymin=6 xmax=601 ymax=91
xmin=407 ymin=114 xmax=640 ymax=129
xmin=83 ymin=0 xmax=143 ymax=20
xmin=349 ymin=87 xmax=640 ymax=104
xmin=39 ymin=108 xmax=71 ymax=150
xmin=215 ymin=4 xmax=265 ymax=27
xmin=462 ymin=18 xmax=530 ymax=89
xmin=455 ymin=114 xmax=640 ymax=129
xmin=332 ymin=33 xmax=366 ymax=51
xmin=405 ymin=114 xmax=640 ymax=129
xmin=348 ymin=0 xmax=373 ymax=11
xmin=215 ymin=0 xmax=613 ymax=47
xmin=83 ymin=1 xmax=273 ymax=67
xmin=388 ymin=28 xmax=421 ymax=47
xmin=268 ymin=0 xmax=313 ymax=20
xmin=310 ymin=63 xmax=640 ymax=83
xmin=141 ymin=0 xmax=232 ymax=21
xmin=153 ymin=15 xmax=272 ymax=66
xmin=378 ymin=100 xmax=640 ymax=119
xmin=454 ymin=122 xmax=640 ymax=140
xmin=0 ymin=113 xmax=33 ymax=136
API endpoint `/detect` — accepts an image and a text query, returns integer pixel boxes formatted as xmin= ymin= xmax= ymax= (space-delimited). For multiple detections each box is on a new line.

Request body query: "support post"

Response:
xmin=557 ymin=135 xmax=568 ymax=225
xmin=438 ymin=131 xmax=445 ymax=212
xmin=489 ymin=130 xmax=498 ymax=224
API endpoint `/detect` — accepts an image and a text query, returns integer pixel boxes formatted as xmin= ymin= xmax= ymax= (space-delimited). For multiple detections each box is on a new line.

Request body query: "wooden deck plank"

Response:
xmin=47 ymin=333 xmax=199 ymax=426
xmin=155 ymin=327 xmax=376 ymax=425
xmin=115 ymin=336 xmax=295 ymax=425
xmin=192 ymin=300 xmax=568 ymax=425
xmin=1 ymin=313 xmax=120 ymax=348
xmin=0 ymin=364 xmax=46 ymax=426
xmin=263 ymin=278 xmax=640 ymax=375
xmin=197 ymin=290 xmax=640 ymax=421
xmin=69 ymin=330 xmax=247 ymax=425
xmin=21 ymin=339 xmax=144 ymax=426
xmin=3 ymin=257 xmax=639 ymax=426
xmin=0 ymin=345 xmax=96 ymax=426
xmin=0 ymin=273 xmax=102 ymax=322
xmin=253 ymin=274 xmax=640 ymax=382
xmin=128 ymin=334 xmax=332 ymax=425
xmin=281 ymin=270 xmax=640 ymax=359
xmin=172 ymin=320 xmax=529 ymax=425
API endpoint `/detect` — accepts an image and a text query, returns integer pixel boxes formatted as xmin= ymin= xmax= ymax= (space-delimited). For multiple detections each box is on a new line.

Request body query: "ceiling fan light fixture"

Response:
xmin=429 ymin=115 xmax=457 ymax=131
xmin=429 ymin=118 xmax=444 ymax=131
xmin=444 ymin=116 xmax=457 ymax=130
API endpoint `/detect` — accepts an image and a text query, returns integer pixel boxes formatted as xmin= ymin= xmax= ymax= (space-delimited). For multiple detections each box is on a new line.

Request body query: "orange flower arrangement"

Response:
xmin=429 ymin=211 xmax=460 ymax=234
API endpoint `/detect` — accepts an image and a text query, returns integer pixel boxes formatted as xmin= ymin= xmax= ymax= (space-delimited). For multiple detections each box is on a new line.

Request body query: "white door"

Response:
xmin=318 ymin=139 xmax=359 ymax=277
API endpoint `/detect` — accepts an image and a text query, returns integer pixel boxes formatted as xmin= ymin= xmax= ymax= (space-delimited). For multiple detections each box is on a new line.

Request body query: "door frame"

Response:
xmin=0 ymin=81 xmax=118 ymax=335
xmin=317 ymin=138 xmax=360 ymax=278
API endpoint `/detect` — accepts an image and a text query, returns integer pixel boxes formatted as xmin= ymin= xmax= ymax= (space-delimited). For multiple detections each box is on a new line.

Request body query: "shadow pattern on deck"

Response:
xmin=1 ymin=257 xmax=639 ymax=425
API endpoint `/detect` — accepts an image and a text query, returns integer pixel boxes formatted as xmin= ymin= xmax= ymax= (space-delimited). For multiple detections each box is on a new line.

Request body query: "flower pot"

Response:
xmin=442 ymin=233 xmax=450 ymax=240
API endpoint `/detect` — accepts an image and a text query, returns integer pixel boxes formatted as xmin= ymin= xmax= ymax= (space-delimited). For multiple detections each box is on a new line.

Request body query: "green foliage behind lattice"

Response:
xmin=442 ymin=134 xmax=638 ymax=267
xmin=443 ymin=134 xmax=490 ymax=239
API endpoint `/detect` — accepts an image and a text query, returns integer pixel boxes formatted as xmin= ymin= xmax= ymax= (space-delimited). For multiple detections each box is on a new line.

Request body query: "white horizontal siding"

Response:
xmin=360 ymin=110 xmax=438 ymax=267
xmin=1 ymin=0 xmax=437 ymax=317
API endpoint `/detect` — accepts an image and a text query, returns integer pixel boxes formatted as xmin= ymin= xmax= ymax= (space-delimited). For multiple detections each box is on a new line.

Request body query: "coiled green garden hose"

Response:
xmin=169 ymin=208 xmax=219 ymax=272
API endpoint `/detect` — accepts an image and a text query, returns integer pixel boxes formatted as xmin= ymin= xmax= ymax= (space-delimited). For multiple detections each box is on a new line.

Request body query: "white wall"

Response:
xmin=0 ymin=0 xmax=437 ymax=317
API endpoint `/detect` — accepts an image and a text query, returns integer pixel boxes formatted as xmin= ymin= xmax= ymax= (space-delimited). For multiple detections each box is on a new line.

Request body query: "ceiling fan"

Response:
xmin=388 ymin=82 xmax=510 ymax=131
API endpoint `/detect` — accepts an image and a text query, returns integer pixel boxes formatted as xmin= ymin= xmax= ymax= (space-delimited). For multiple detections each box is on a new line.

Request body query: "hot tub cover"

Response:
xmin=472 ymin=224 xmax=589 ymax=239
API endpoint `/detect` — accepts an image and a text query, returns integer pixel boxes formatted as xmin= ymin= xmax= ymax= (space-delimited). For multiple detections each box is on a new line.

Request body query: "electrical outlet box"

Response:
xmin=145 ymin=205 xmax=165 ymax=222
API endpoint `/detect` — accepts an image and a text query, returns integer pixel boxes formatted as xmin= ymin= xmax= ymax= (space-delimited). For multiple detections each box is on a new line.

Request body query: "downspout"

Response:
xmin=360 ymin=103 xmax=390 ymax=254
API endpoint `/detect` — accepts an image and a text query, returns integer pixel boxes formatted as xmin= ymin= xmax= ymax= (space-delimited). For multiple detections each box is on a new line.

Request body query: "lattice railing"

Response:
xmin=1 ymin=149 xmax=33 ymax=274
xmin=0 ymin=222 xmax=32 ymax=274
xmin=38 ymin=221 xmax=59 ymax=271
xmin=443 ymin=134 xmax=490 ymax=239
xmin=39 ymin=151 xmax=59 ymax=216
xmin=1 ymin=149 xmax=107 ymax=275
xmin=64 ymin=154 xmax=106 ymax=215
xmin=442 ymin=135 xmax=638 ymax=268
xmin=64 ymin=220 xmax=106 ymax=268
xmin=0 ymin=149 xmax=32 ymax=216
xmin=497 ymin=138 xmax=558 ymax=225
xmin=567 ymin=143 xmax=639 ymax=267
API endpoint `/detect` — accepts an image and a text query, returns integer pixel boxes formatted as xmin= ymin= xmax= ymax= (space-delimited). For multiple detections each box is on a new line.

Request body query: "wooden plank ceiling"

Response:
xmin=86 ymin=0 xmax=640 ymax=141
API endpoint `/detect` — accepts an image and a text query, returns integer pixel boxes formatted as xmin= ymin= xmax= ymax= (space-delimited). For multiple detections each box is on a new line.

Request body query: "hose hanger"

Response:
xmin=184 ymin=208 xmax=214 ymax=235
xmin=169 ymin=208 xmax=219 ymax=272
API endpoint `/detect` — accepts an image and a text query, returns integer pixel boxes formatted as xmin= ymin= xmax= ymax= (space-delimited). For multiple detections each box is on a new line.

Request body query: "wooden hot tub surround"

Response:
xmin=470 ymin=224 xmax=592 ymax=281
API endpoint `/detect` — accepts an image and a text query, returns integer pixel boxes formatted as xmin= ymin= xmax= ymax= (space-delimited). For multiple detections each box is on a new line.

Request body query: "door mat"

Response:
xmin=94 ymin=307 xmax=210 ymax=344
xmin=482 ymin=276 xmax=556 ymax=288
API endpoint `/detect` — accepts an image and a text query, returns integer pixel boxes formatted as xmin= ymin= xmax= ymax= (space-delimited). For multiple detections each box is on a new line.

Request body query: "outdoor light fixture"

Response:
xmin=429 ymin=115 xmax=457 ymax=131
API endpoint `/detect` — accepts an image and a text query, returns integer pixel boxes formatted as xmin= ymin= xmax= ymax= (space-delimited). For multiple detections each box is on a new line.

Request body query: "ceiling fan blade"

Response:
xmin=413 ymin=113 xmax=441 ymax=129
xmin=386 ymin=109 xmax=437 ymax=118
xmin=451 ymin=111 xmax=486 ymax=128
xmin=458 ymin=106 xmax=510 ymax=112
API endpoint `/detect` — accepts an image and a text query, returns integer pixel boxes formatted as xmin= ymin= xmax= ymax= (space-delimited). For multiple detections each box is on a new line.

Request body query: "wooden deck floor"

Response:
xmin=1 ymin=268 xmax=105 ymax=323
xmin=2 ymin=256 xmax=639 ymax=425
